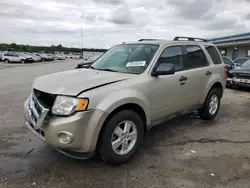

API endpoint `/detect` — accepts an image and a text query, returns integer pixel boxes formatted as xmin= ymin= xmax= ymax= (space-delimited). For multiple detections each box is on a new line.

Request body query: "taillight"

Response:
xmin=224 ymin=67 xmax=227 ymax=80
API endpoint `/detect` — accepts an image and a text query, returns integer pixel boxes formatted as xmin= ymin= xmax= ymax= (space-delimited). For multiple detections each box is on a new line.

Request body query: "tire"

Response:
xmin=199 ymin=88 xmax=221 ymax=120
xmin=4 ymin=59 xmax=10 ymax=64
xmin=98 ymin=110 xmax=144 ymax=165
xmin=21 ymin=59 xmax=25 ymax=64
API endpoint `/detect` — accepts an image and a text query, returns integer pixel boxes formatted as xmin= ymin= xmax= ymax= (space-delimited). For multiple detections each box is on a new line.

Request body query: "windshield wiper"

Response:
xmin=89 ymin=66 xmax=96 ymax=70
xmin=91 ymin=68 xmax=118 ymax=72
xmin=99 ymin=68 xmax=118 ymax=72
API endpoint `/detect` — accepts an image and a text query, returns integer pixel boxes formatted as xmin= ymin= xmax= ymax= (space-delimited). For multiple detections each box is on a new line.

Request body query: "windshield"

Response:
xmin=223 ymin=57 xmax=233 ymax=66
xmin=233 ymin=58 xmax=249 ymax=65
xmin=241 ymin=59 xmax=250 ymax=68
xmin=91 ymin=44 xmax=159 ymax=74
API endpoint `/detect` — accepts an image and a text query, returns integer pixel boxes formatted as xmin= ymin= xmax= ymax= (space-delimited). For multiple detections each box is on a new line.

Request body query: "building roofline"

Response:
xmin=210 ymin=36 xmax=250 ymax=44
xmin=208 ymin=32 xmax=250 ymax=41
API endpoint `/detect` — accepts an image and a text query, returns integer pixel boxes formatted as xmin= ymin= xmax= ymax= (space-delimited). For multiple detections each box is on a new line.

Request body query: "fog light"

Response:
xmin=57 ymin=131 xmax=74 ymax=144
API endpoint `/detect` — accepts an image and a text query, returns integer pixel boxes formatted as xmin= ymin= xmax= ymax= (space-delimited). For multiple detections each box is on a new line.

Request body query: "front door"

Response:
xmin=12 ymin=53 xmax=20 ymax=62
xmin=150 ymin=45 xmax=188 ymax=120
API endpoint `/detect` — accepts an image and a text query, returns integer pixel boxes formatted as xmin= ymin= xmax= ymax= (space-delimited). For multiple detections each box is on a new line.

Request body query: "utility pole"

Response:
xmin=81 ymin=26 xmax=83 ymax=60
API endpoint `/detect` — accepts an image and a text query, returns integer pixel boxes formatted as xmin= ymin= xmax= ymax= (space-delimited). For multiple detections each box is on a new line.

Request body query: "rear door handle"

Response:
xmin=179 ymin=76 xmax=188 ymax=82
xmin=206 ymin=71 xmax=212 ymax=76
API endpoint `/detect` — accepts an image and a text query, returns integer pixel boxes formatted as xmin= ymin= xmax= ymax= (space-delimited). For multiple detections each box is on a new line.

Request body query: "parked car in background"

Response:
xmin=222 ymin=56 xmax=236 ymax=87
xmin=23 ymin=52 xmax=41 ymax=62
xmin=75 ymin=54 xmax=102 ymax=69
xmin=36 ymin=53 xmax=53 ymax=61
xmin=55 ymin=54 xmax=66 ymax=60
xmin=47 ymin=54 xmax=55 ymax=61
xmin=0 ymin=52 xmax=4 ymax=61
xmin=18 ymin=52 xmax=34 ymax=63
xmin=233 ymin=57 xmax=249 ymax=67
xmin=24 ymin=37 xmax=226 ymax=165
xmin=31 ymin=54 xmax=42 ymax=62
xmin=2 ymin=52 xmax=27 ymax=64
xmin=230 ymin=59 xmax=250 ymax=88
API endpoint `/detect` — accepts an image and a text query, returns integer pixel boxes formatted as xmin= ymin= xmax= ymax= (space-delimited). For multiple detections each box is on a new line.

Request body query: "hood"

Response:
xmin=33 ymin=69 xmax=132 ymax=96
xmin=24 ymin=55 xmax=33 ymax=58
xmin=230 ymin=67 xmax=250 ymax=74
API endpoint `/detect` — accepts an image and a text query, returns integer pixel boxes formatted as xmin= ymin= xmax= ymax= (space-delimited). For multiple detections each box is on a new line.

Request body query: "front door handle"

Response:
xmin=179 ymin=76 xmax=188 ymax=82
xmin=206 ymin=71 xmax=212 ymax=75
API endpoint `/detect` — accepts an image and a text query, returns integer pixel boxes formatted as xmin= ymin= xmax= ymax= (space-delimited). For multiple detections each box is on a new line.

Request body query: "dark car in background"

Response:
xmin=233 ymin=57 xmax=249 ymax=67
xmin=230 ymin=60 xmax=250 ymax=88
xmin=35 ymin=53 xmax=54 ymax=61
xmin=222 ymin=56 xmax=236 ymax=87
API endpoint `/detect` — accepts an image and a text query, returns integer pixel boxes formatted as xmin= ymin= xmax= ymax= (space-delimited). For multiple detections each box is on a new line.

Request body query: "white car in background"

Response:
xmin=55 ymin=54 xmax=66 ymax=60
xmin=22 ymin=52 xmax=40 ymax=62
xmin=2 ymin=52 xmax=27 ymax=64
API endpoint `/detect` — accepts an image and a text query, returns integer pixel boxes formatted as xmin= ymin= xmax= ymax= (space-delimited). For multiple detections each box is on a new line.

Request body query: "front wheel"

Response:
xmin=199 ymin=88 xmax=221 ymax=120
xmin=4 ymin=59 xmax=10 ymax=64
xmin=21 ymin=59 xmax=25 ymax=64
xmin=98 ymin=110 xmax=144 ymax=165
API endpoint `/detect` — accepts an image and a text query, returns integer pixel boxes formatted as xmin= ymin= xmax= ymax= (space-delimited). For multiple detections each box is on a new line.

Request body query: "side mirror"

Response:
xmin=151 ymin=63 xmax=175 ymax=77
xmin=75 ymin=62 xmax=93 ymax=69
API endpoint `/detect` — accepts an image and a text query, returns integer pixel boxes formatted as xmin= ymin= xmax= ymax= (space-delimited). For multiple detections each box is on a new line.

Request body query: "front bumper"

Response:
xmin=24 ymin=99 xmax=108 ymax=152
xmin=232 ymin=78 xmax=250 ymax=88
xmin=25 ymin=58 xmax=34 ymax=63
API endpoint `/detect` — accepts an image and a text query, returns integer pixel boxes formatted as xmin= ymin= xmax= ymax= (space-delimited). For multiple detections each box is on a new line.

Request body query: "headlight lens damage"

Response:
xmin=52 ymin=96 xmax=88 ymax=116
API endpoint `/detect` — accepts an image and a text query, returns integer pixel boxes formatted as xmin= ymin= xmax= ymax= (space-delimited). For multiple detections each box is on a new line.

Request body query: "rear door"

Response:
xmin=6 ymin=53 xmax=16 ymax=62
xmin=180 ymin=45 xmax=211 ymax=106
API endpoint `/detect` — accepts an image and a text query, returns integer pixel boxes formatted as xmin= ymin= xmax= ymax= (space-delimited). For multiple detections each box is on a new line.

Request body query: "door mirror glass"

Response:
xmin=152 ymin=63 xmax=175 ymax=76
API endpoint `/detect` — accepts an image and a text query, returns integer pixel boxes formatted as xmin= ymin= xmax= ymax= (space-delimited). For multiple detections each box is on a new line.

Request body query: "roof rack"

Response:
xmin=173 ymin=36 xmax=207 ymax=42
xmin=138 ymin=39 xmax=163 ymax=42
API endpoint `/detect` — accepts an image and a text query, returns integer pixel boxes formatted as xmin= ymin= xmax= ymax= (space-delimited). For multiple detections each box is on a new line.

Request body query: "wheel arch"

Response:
xmin=96 ymin=103 xmax=148 ymax=151
xmin=203 ymin=81 xmax=223 ymax=103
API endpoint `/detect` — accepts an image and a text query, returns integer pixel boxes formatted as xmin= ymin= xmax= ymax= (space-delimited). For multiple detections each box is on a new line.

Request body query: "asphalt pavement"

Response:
xmin=0 ymin=60 xmax=250 ymax=188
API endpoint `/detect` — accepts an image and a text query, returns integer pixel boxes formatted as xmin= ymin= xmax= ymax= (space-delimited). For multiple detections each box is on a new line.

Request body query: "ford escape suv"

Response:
xmin=24 ymin=37 xmax=226 ymax=165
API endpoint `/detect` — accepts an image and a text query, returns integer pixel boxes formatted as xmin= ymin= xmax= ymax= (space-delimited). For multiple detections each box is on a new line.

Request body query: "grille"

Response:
xmin=235 ymin=73 xmax=250 ymax=80
xmin=33 ymin=89 xmax=56 ymax=108
xmin=28 ymin=92 xmax=49 ymax=130
xmin=29 ymin=94 xmax=43 ymax=125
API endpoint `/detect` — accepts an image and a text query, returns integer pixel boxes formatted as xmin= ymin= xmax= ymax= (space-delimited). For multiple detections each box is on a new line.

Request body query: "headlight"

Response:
xmin=52 ymin=96 xmax=88 ymax=116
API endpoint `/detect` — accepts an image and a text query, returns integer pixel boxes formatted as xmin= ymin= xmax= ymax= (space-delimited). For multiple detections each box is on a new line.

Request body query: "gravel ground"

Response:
xmin=0 ymin=60 xmax=250 ymax=188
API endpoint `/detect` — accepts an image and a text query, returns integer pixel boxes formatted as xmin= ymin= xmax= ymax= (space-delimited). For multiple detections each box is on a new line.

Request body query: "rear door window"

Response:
xmin=183 ymin=45 xmax=208 ymax=70
xmin=205 ymin=46 xmax=222 ymax=64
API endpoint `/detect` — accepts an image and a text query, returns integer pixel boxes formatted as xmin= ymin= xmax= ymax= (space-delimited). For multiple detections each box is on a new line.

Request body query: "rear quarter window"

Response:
xmin=205 ymin=46 xmax=222 ymax=65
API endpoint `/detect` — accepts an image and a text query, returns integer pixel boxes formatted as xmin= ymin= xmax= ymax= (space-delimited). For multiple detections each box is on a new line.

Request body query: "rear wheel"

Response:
xmin=199 ymin=88 xmax=221 ymax=120
xmin=4 ymin=59 xmax=10 ymax=64
xmin=98 ymin=110 xmax=144 ymax=165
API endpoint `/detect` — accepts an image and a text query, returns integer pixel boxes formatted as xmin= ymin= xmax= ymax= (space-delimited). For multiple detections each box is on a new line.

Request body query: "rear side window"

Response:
xmin=205 ymin=46 xmax=222 ymax=64
xmin=183 ymin=45 xmax=207 ymax=70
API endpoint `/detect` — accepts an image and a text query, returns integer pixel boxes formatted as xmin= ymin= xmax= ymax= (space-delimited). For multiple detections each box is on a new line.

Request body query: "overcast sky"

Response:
xmin=1 ymin=0 xmax=250 ymax=48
